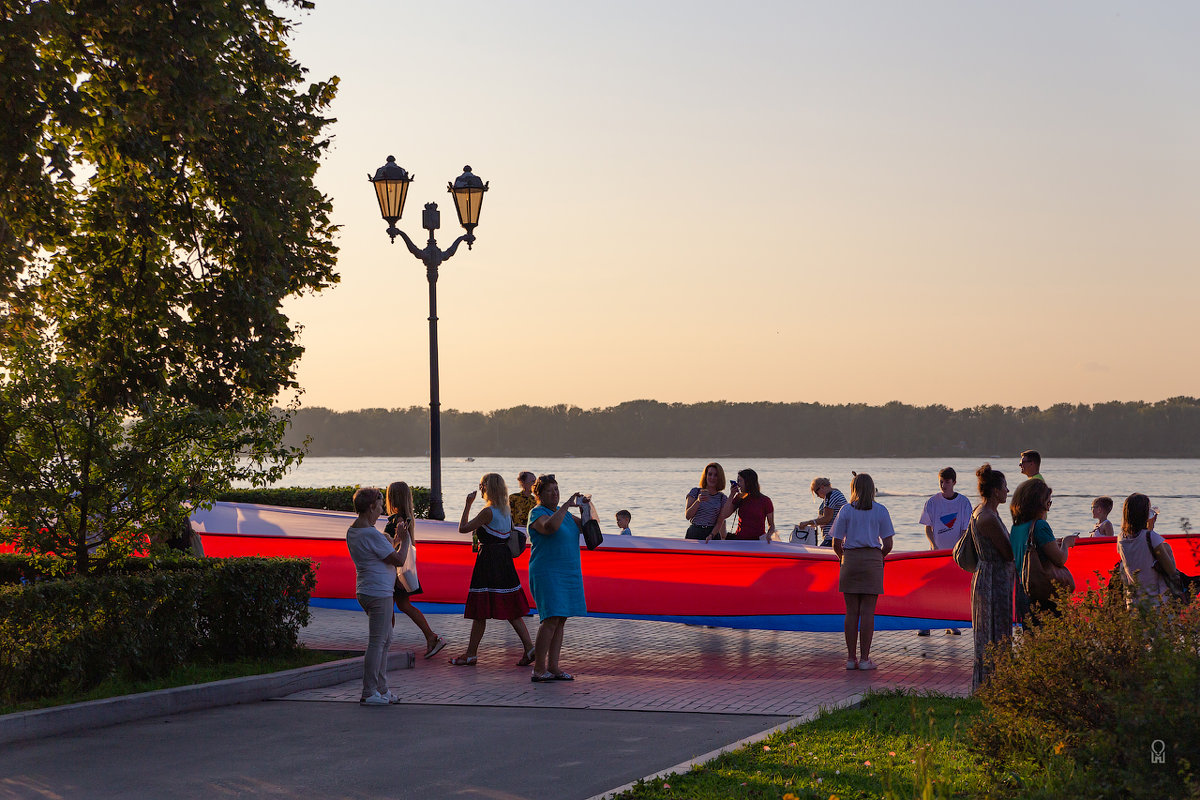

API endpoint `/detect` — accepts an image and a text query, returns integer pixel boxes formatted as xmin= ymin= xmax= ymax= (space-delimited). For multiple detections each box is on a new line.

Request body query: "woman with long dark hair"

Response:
xmin=385 ymin=481 xmax=445 ymax=659
xmin=829 ymin=473 xmax=894 ymax=670
xmin=969 ymin=464 xmax=1014 ymax=692
xmin=715 ymin=468 xmax=776 ymax=541
xmin=1115 ymin=493 xmax=1176 ymax=607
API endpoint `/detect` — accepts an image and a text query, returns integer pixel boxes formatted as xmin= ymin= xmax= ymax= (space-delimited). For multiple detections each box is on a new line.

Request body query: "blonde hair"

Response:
xmin=810 ymin=477 xmax=831 ymax=496
xmin=386 ymin=481 xmax=415 ymax=529
xmin=480 ymin=473 xmax=508 ymax=508
xmin=699 ymin=462 xmax=726 ymax=490
xmin=849 ymin=473 xmax=875 ymax=511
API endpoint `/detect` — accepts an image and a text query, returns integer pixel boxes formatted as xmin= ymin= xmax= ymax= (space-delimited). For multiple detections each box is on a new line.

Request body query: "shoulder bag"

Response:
xmin=1146 ymin=531 xmax=1198 ymax=604
xmin=579 ymin=497 xmax=603 ymax=550
xmin=395 ymin=536 xmax=420 ymax=593
xmin=386 ymin=514 xmax=421 ymax=592
xmin=952 ymin=518 xmax=979 ymax=573
xmin=1021 ymin=520 xmax=1074 ymax=603
xmin=508 ymin=526 xmax=528 ymax=558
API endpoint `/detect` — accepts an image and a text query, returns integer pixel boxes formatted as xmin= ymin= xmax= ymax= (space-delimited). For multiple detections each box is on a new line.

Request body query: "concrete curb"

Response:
xmin=0 ymin=656 xmax=364 ymax=746
xmin=582 ymin=692 xmax=867 ymax=800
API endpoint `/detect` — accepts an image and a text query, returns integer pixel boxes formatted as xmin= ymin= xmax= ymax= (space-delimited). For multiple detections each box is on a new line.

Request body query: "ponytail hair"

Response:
xmin=849 ymin=472 xmax=875 ymax=511
xmin=976 ymin=463 xmax=1005 ymax=500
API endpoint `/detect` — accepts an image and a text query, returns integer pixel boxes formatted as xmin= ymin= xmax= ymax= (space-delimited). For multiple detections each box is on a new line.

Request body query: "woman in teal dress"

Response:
xmin=527 ymin=474 xmax=588 ymax=682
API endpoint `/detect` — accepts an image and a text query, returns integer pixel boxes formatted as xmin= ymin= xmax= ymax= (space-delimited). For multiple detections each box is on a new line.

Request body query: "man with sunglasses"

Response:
xmin=1018 ymin=450 xmax=1044 ymax=483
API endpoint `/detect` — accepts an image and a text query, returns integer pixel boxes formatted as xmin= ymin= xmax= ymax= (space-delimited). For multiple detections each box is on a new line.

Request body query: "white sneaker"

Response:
xmin=857 ymin=658 xmax=877 ymax=671
xmin=360 ymin=691 xmax=390 ymax=706
xmin=383 ymin=691 xmax=401 ymax=704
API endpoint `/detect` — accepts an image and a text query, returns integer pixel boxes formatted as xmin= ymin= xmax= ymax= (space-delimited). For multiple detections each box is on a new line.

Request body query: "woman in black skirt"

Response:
xmin=385 ymin=481 xmax=446 ymax=659
xmin=449 ymin=472 xmax=535 ymax=666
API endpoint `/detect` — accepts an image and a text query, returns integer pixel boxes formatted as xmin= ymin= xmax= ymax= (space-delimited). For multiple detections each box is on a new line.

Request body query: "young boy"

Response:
xmin=615 ymin=510 xmax=632 ymax=536
xmin=917 ymin=467 xmax=973 ymax=636
xmin=1090 ymin=496 xmax=1114 ymax=537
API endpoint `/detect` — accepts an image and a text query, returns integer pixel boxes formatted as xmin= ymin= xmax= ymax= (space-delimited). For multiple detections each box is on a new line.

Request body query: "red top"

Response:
xmin=732 ymin=494 xmax=774 ymax=540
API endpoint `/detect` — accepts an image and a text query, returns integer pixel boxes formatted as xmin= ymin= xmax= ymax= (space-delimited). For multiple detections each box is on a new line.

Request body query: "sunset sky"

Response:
xmin=278 ymin=1 xmax=1200 ymax=413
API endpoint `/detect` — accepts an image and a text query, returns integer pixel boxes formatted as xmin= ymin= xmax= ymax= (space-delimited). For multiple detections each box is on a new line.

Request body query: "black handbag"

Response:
xmin=582 ymin=519 xmax=603 ymax=551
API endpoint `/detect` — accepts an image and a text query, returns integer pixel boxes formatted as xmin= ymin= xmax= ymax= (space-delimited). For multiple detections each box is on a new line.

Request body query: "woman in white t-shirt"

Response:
xmin=829 ymin=472 xmax=895 ymax=671
xmin=1116 ymin=493 xmax=1177 ymax=608
xmin=345 ymin=487 xmax=407 ymax=706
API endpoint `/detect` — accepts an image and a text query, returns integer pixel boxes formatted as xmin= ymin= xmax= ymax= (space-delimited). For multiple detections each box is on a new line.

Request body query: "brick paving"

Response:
xmin=292 ymin=607 xmax=972 ymax=716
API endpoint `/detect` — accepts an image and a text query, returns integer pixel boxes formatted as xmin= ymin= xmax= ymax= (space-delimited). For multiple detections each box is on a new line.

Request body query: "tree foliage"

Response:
xmin=284 ymin=397 xmax=1200 ymax=457
xmin=0 ymin=0 xmax=339 ymax=571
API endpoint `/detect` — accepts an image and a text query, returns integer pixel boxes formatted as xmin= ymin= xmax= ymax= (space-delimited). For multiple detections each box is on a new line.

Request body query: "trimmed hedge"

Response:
xmin=215 ymin=485 xmax=432 ymax=518
xmin=0 ymin=555 xmax=315 ymax=705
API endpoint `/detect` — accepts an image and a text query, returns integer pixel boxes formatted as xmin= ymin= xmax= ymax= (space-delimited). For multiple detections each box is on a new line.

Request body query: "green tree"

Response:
xmin=0 ymin=0 xmax=339 ymax=571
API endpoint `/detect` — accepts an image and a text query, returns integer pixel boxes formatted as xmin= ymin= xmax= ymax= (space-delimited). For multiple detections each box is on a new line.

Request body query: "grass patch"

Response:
xmin=0 ymin=648 xmax=356 ymax=716
xmin=614 ymin=690 xmax=985 ymax=800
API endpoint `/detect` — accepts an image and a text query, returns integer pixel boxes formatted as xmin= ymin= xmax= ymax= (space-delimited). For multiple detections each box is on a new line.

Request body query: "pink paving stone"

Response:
xmin=288 ymin=607 xmax=973 ymax=716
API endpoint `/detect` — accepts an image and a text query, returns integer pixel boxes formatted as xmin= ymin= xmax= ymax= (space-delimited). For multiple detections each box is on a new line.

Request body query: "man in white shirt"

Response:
xmin=917 ymin=467 xmax=973 ymax=637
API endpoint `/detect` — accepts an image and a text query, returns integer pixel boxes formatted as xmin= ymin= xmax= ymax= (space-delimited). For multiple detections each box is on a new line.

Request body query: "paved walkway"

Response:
xmin=0 ymin=610 xmax=972 ymax=800
xmin=295 ymin=607 xmax=972 ymax=716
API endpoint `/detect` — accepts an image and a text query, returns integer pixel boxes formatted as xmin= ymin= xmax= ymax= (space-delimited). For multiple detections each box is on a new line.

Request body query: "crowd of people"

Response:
xmin=344 ymin=472 xmax=593 ymax=703
xmin=958 ymin=451 xmax=1180 ymax=692
xmin=343 ymin=451 xmax=1184 ymax=703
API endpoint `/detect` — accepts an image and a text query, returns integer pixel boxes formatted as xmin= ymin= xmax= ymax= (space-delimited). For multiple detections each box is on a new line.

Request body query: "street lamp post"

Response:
xmin=369 ymin=156 xmax=489 ymax=521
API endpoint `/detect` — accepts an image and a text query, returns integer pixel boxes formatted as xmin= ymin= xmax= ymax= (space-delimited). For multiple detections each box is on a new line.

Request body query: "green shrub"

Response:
xmin=0 ymin=555 xmax=315 ymax=705
xmin=0 ymin=552 xmax=66 ymax=585
xmin=214 ymin=485 xmax=431 ymax=518
xmin=971 ymin=586 xmax=1200 ymax=799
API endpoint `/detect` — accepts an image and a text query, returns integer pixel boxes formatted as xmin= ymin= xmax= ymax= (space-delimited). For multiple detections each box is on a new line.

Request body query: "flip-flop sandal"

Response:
xmin=425 ymin=636 xmax=447 ymax=659
xmin=530 ymin=672 xmax=555 ymax=683
xmin=551 ymin=671 xmax=574 ymax=681
xmin=516 ymin=647 xmax=536 ymax=667
xmin=448 ymin=655 xmax=477 ymax=666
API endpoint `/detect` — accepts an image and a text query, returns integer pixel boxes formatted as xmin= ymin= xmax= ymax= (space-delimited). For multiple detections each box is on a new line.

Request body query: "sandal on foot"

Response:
xmin=551 ymin=671 xmax=574 ymax=681
xmin=448 ymin=655 xmax=477 ymax=666
xmin=530 ymin=671 xmax=555 ymax=683
xmin=425 ymin=636 xmax=447 ymax=659
xmin=516 ymin=647 xmax=536 ymax=667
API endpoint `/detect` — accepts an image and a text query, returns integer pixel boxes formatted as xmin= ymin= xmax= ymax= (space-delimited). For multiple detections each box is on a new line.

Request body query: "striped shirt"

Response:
xmin=819 ymin=488 xmax=848 ymax=538
xmin=687 ymin=487 xmax=728 ymax=527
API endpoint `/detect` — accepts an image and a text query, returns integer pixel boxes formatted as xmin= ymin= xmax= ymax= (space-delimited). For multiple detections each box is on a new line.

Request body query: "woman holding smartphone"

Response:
xmin=528 ymin=474 xmax=588 ymax=682
xmin=684 ymin=462 xmax=729 ymax=540
xmin=714 ymin=468 xmax=776 ymax=541
xmin=1115 ymin=493 xmax=1176 ymax=607
xmin=385 ymin=481 xmax=446 ymax=659
xmin=1009 ymin=479 xmax=1075 ymax=624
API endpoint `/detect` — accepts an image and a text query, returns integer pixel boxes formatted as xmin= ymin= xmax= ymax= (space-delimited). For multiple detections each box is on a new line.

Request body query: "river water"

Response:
xmin=253 ymin=457 xmax=1200 ymax=552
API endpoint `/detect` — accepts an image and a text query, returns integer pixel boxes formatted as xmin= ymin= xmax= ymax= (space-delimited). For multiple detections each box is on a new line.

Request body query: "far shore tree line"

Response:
xmin=283 ymin=397 xmax=1200 ymax=458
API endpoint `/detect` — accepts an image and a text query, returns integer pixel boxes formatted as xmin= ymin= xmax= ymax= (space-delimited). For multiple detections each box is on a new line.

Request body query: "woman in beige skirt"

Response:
xmin=830 ymin=473 xmax=895 ymax=670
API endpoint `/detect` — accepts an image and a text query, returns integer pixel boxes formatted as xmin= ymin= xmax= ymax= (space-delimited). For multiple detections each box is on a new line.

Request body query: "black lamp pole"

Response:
xmin=368 ymin=160 xmax=488 ymax=521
